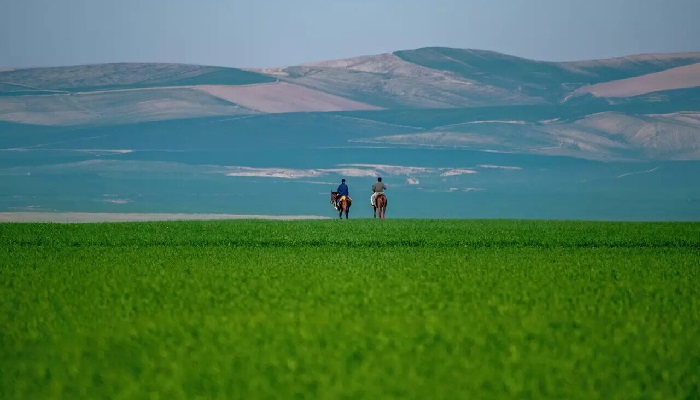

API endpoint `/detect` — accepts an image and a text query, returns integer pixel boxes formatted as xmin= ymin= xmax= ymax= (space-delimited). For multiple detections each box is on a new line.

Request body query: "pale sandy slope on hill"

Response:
xmin=574 ymin=63 xmax=700 ymax=97
xmin=196 ymin=82 xmax=381 ymax=113
xmin=302 ymin=52 xmax=441 ymax=75
xmin=354 ymin=112 xmax=700 ymax=160
xmin=0 ymin=82 xmax=380 ymax=125
xmin=0 ymin=87 xmax=253 ymax=126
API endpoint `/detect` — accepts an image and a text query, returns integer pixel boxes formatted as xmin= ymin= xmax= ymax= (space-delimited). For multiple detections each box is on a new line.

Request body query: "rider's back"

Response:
xmin=372 ymin=182 xmax=386 ymax=193
xmin=337 ymin=183 xmax=349 ymax=196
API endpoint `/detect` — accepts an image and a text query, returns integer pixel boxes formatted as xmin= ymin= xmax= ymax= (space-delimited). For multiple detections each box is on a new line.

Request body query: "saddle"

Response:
xmin=330 ymin=192 xmax=352 ymax=210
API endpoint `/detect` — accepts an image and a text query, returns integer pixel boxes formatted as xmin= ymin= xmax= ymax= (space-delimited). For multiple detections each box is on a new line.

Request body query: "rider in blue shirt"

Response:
xmin=337 ymin=178 xmax=349 ymax=197
xmin=336 ymin=178 xmax=349 ymax=207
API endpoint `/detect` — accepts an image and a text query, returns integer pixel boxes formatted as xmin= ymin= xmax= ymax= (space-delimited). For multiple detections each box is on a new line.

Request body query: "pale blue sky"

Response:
xmin=1 ymin=0 xmax=699 ymax=68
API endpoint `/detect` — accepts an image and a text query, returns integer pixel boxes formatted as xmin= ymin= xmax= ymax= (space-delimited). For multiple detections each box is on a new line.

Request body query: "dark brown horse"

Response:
xmin=373 ymin=193 xmax=387 ymax=219
xmin=330 ymin=192 xmax=351 ymax=219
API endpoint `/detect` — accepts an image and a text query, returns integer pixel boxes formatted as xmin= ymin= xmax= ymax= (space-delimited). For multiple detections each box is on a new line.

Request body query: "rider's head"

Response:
xmin=341 ymin=178 xmax=346 ymax=183
xmin=377 ymin=177 xmax=382 ymax=182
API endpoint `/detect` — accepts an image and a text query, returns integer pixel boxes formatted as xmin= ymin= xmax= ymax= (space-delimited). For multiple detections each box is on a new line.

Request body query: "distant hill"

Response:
xmin=1 ymin=47 xmax=700 ymax=161
xmin=0 ymin=63 xmax=276 ymax=93
xmin=260 ymin=47 xmax=700 ymax=108
xmin=3 ymin=49 xmax=700 ymax=220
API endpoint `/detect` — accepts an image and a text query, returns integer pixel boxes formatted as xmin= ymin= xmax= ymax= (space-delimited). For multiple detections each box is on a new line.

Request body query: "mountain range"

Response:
xmin=1 ymin=47 xmax=699 ymax=220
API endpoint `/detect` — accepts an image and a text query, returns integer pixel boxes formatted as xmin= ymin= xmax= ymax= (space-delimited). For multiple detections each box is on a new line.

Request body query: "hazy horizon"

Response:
xmin=2 ymin=0 xmax=699 ymax=69
xmin=5 ymin=47 xmax=700 ymax=71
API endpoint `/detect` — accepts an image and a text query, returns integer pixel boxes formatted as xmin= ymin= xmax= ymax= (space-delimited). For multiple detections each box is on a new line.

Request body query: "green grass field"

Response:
xmin=1 ymin=219 xmax=699 ymax=399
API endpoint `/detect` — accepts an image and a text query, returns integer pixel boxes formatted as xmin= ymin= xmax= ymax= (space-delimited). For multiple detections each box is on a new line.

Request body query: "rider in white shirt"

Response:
xmin=371 ymin=177 xmax=386 ymax=207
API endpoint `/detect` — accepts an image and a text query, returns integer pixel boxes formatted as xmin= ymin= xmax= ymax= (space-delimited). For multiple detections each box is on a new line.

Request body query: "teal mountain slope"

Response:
xmin=0 ymin=63 xmax=275 ymax=94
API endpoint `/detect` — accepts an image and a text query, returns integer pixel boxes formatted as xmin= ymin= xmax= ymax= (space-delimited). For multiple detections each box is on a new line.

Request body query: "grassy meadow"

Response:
xmin=1 ymin=219 xmax=699 ymax=399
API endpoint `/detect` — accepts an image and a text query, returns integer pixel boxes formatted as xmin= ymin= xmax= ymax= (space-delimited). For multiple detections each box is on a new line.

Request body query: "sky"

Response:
xmin=1 ymin=0 xmax=699 ymax=69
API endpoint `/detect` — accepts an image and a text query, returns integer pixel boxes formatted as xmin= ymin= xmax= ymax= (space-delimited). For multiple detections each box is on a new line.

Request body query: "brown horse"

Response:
xmin=330 ymin=192 xmax=351 ymax=219
xmin=373 ymin=193 xmax=387 ymax=219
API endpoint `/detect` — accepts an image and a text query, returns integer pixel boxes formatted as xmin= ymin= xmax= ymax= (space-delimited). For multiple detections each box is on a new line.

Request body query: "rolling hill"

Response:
xmin=1 ymin=47 xmax=699 ymax=219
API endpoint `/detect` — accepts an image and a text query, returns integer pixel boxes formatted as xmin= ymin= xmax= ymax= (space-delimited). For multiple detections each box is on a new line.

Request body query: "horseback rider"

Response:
xmin=371 ymin=177 xmax=386 ymax=207
xmin=336 ymin=178 xmax=349 ymax=208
